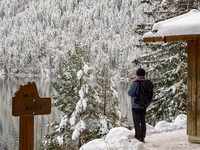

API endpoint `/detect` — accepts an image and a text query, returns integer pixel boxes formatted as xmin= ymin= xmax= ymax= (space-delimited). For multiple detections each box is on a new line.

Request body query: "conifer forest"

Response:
xmin=1 ymin=0 xmax=200 ymax=149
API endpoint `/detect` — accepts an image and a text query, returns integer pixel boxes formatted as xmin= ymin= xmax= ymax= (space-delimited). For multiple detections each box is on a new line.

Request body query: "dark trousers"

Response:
xmin=132 ymin=108 xmax=146 ymax=139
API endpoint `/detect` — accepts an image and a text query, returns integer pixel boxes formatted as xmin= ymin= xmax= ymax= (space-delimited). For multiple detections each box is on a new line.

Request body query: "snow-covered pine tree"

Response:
xmin=0 ymin=0 xmax=139 ymax=77
xmin=43 ymin=43 xmax=100 ymax=149
xmin=94 ymin=61 xmax=127 ymax=136
xmin=133 ymin=0 xmax=199 ymax=125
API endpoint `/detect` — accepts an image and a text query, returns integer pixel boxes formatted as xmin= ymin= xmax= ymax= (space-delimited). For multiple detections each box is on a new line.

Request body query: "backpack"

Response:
xmin=134 ymin=79 xmax=153 ymax=107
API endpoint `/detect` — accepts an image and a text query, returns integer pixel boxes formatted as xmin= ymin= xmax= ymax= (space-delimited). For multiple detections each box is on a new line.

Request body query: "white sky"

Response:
xmin=143 ymin=9 xmax=200 ymax=38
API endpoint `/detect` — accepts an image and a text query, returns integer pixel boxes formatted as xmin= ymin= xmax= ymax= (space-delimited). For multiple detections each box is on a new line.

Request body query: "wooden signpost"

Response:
xmin=12 ymin=81 xmax=51 ymax=150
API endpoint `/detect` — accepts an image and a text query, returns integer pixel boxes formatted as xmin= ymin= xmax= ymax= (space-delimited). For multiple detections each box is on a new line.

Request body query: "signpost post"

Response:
xmin=12 ymin=81 xmax=51 ymax=150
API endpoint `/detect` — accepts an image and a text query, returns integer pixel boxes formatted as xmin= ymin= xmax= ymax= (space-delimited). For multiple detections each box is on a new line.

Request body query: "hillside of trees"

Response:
xmin=0 ymin=0 xmax=150 ymax=78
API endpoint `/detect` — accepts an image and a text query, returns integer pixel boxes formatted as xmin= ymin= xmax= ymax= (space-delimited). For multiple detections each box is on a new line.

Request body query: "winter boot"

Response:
xmin=140 ymin=137 xmax=145 ymax=143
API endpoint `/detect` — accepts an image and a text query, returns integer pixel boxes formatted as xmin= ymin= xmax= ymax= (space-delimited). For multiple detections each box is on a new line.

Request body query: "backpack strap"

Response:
xmin=133 ymin=80 xmax=143 ymax=97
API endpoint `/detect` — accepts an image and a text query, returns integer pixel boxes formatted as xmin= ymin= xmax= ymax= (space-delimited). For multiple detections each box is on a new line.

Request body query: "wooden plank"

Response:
xmin=19 ymin=116 xmax=34 ymax=150
xmin=187 ymin=40 xmax=197 ymax=136
xmin=12 ymin=97 xmax=51 ymax=116
xmin=188 ymin=135 xmax=200 ymax=144
xmin=12 ymin=82 xmax=51 ymax=116
xmin=143 ymin=34 xmax=200 ymax=43
xmin=197 ymin=40 xmax=200 ymax=136
xmin=143 ymin=37 xmax=163 ymax=42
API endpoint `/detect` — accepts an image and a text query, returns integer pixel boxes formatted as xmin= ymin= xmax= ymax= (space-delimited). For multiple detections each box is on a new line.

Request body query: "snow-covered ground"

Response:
xmin=80 ymin=114 xmax=200 ymax=150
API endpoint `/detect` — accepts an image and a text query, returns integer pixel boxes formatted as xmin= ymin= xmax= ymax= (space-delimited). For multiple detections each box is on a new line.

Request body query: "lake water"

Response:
xmin=0 ymin=76 xmax=132 ymax=150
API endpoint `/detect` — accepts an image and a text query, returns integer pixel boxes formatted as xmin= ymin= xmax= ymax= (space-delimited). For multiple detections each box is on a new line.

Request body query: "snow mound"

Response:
xmin=146 ymin=123 xmax=161 ymax=135
xmin=80 ymin=114 xmax=187 ymax=150
xmin=80 ymin=138 xmax=145 ymax=150
xmin=174 ymin=114 xmax=187 ymax=126
xmin=155 ymin=121 xmax=182 ymax=132
xmin=79 ymin=139 xmax=107 ymax=150
xmin=133 ymin=142 xmax=146 ymax=150
xmin=106 ymin=127 xmax=135 ymax=140
xmin=80 ymin=127 xmax=144 ymax=150
xmin=155 ymin=114 xmax=187 ymax=132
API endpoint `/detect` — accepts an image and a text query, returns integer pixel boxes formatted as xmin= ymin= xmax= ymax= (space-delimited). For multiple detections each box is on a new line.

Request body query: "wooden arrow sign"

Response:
xmin=12 ymin=81 xmax=51 ymax=116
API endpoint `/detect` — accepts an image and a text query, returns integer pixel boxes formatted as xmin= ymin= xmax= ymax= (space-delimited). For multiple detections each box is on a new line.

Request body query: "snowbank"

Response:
xmin=80 ymin=114 xmax=187 ymax=150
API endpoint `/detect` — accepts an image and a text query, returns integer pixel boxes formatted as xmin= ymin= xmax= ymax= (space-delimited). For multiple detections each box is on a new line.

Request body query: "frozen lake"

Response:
xmin=0 ymin=76 xmax=132 ymax=150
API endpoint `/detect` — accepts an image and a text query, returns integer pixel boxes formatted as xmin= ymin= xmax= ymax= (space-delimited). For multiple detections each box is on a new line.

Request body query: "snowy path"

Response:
xmin=144 ymin=129 xmax=200 ymax=150
xmin=80 ymin=115 xmax=200 ymax=150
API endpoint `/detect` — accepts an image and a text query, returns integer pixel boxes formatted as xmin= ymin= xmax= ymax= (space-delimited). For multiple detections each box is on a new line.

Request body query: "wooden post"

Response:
xmin=197 ymin=40 xmax=200 ymax=138
xmin=187 ymin=40 xmax=197 ymax=136
xmin=187 ymin=40 xmax=200 ymax=143
xmin=19 ymin=116 xmax=34 ymax=150
xmin=12 ymin=82 xmax=51 ymax=150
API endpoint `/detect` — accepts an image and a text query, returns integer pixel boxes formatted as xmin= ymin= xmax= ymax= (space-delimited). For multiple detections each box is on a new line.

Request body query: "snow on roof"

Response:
xmin=143 ymin=9 xmax=200 ymax=38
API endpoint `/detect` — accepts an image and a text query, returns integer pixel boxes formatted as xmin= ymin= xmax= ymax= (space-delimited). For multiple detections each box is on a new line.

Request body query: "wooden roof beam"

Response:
xmin=143 ymin=34 xmax=200 ymax=43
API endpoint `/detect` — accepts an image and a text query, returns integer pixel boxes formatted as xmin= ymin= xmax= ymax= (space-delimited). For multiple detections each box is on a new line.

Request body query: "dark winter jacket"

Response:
xmin=128 ymin=76 xmax=146 ymax=109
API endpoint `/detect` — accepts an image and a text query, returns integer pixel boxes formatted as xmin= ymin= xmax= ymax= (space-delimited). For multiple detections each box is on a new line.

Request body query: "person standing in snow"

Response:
xmin=128 ymin=68 xmax=148 ymax=143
